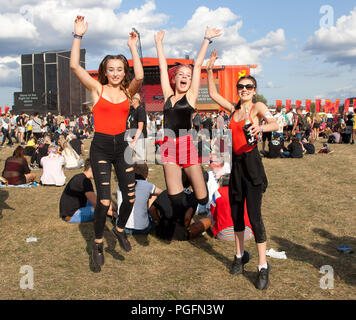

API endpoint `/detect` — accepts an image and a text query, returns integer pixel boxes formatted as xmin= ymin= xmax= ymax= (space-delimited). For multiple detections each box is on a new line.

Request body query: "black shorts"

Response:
xmin=262 ymin=132 xmax=272 ymax=142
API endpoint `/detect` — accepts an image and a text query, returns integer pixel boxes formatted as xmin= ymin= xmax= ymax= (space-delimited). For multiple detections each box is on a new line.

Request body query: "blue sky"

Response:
xmin=0 ymin=0 xmax=355 ymax=108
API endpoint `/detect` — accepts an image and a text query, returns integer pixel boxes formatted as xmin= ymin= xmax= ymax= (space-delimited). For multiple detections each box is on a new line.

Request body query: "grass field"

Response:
xmin=0 ymin=138 xmax=355 ymax=300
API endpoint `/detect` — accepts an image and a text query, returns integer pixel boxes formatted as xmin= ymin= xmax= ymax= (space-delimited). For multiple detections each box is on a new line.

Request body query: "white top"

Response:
xmin=287 ymin=112 xmax=294 ymax=126
xmin=118 ymin=180 xmax=156 ymax=230
xmin=62 ymin=148 xmax=80 ymax=169
xmin=40 ymin=154 xmax=66 ymax=186
xmin=274 ymin=112 xmax=286 ymax=133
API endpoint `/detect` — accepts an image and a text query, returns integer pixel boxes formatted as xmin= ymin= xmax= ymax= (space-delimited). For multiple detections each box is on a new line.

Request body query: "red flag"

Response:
xmin=285 ymin=99 xmax=291 ymax=111
xmin=305 ymin=100 xmax=311 ymax=112
xmin=4 ymin=106 xmax=9 ymax=114
xmin=295 ymin=100 xmax=302 ymax=109
xmin=324 ymin=99 xmax=331 ymax=112
xmin=344 ymin=99 xmax=350 ymax=113
xmin=315 ymin=99 xmax=321 ymax=113
xmin=353 ymin=99 xmax=356 ymax=111
xmin=0 ymin=107 xmax=2 ymax=115
xmin=335 ymin=99 xmax=340 ymax=113
xmin=276 ymin=100 xmax=282 ymax=108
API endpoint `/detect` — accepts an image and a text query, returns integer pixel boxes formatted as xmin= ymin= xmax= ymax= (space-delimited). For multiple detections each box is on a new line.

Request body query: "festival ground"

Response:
xmin=0 ymin=139 xmax=354 ymax=300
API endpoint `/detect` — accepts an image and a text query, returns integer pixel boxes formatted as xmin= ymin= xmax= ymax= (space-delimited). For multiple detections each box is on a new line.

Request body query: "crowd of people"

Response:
xmin=1 ymin=14 xmax=356 ymax=292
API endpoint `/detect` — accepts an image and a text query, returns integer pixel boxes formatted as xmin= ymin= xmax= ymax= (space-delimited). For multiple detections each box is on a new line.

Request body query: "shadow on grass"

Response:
xmin=272 ymin=228 xmax=356 ymax=286
xmin=0 ymin=189 xmax=14 ymax=212
xmin=78 ymin=222 xmax=125 ymax=273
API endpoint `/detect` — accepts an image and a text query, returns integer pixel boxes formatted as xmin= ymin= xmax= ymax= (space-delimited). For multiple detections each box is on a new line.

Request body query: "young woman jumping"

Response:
xmin=70 ymin=16 xmax=143 ymax=266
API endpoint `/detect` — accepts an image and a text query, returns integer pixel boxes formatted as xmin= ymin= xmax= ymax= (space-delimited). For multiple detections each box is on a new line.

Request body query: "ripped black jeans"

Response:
xmin=90 ymin=132 xmax=135 ymax=239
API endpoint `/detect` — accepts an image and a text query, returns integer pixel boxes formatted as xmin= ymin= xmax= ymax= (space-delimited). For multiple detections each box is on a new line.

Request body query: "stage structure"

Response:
xmin=88 ymin=57 xmax=257 ymax=112
xmin=13 ymin=49 xmax=87 ymax=115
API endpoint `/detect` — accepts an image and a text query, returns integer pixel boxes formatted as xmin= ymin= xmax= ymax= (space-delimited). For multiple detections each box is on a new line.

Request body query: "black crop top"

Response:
xmin=163 ymin=94 xmax=195 ymax=137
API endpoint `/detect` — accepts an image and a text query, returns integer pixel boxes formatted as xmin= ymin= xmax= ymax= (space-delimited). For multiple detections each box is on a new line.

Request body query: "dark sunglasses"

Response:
xmin=237 ymin=84 xmax=255 ymax=91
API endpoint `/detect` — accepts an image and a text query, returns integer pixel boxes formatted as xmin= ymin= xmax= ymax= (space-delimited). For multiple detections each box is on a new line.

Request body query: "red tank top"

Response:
xmin=93 ymin=86 xmax=130 ymax=135
xmin=229 ymin=105 xmax=256 ymax=155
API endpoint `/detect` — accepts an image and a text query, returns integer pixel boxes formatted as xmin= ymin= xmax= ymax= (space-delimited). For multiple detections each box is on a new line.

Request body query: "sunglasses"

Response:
xmin=237 ymin=84 xmax=255 ymax=91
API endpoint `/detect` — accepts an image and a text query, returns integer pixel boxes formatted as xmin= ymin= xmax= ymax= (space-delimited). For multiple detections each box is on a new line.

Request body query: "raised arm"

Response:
xmin=70 ymin=16 xmax=100 ymax=93
xmin=206 ymin=50 xmax=234 ymax=113
xmin=154 ymin=30 xmax=174 ymax=101
xmin=127 ymin=31 xmax=144 ymax=97
xmin=188 ymin=27 xmax=222 ymax=105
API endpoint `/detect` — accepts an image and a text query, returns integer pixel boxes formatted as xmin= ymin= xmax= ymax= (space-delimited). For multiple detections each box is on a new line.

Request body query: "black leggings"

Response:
xmin=90 ymin=132 xmax=135 ymax=239
xmin=229 ymin=169 xmax=267 ymax=244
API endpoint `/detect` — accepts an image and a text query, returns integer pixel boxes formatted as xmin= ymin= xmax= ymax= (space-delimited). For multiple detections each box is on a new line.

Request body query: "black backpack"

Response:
xmin=297 ymin=114 xmax=308 ymax=131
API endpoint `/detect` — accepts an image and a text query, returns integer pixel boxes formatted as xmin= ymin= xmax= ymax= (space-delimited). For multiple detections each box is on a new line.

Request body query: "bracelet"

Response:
xmin=204 ymin=36 xmax=212 ymax=44
xmin=260 ymin=125 xmax=263 ymax=133
xmin=72 ymin=32 xmax=83 ymax=39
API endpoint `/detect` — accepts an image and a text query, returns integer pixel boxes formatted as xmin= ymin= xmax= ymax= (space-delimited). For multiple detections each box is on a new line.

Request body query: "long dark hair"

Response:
xmin=98 ymin=54 xmax=131 ymax=98
xmin=235 ymin=75 xmax=258 ymax=110
xmin=13 ymin=146 xmax=25 ymax=158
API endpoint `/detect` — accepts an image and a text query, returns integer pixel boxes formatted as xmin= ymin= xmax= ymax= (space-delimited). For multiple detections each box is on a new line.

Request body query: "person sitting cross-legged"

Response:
xmin=59 ymin=158 xmax=116 ymax=223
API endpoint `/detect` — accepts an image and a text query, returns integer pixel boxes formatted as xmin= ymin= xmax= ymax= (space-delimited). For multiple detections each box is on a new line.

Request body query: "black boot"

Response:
xmin=92 ymin=241 xmax=104 ymax=266
xmin=112 ymin=227 xmax=132 ymax=252
xmin=255 ymin=263 xmax=271 ymax=290
xmin=230 ymin=251 xmax=250 ymax=275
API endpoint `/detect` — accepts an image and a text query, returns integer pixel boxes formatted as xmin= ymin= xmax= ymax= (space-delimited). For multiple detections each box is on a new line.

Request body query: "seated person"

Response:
xmin=24 ymin=137 xmax=37 ymax=166
xmin=2 ymin=146 xmax=36 ymax=185
xmin=208 ymin=174 xmax=253 ymax=242
xmin=58 ymin=136 xmax=84 ymax=169
xmin=59 ymin=158 xmax=115 ymax=223
xmin=301 ymin=137 xmax=315 ymax=155
xmin=150 ymin=169 xmax=211 ymax=241
xmin=69 ymin=133 xmax=85 ymax=156
xmin=40 ymin=145 xmax=66 ymax=186
xmin=260 ymin=133 xmax=283 ymax=158
xmin=318 ymin=143 xmax=334 ymax=154
xmin=281 ymin=135 xmax=303 ymax=158
xmin=117 ymin=163 xmax=162 ymax=235
xmin=30 ymin=136 xmax=51 ymax=168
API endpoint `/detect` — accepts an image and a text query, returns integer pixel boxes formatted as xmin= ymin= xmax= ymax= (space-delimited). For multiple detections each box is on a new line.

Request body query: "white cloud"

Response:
xmin=305 ymin=7 xmax=356 ymax=66
xmin=0 ymin=1 xmax=287 ymax=89
xmin=0 ymin=56 xmax=21 ymax=87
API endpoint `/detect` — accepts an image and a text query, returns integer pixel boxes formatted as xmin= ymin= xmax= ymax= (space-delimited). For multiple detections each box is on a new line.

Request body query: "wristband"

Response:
xmin=72 ymin=32 xmax=83 ymax=39
xmin=204 ymin=36 xmax=212 ymax=44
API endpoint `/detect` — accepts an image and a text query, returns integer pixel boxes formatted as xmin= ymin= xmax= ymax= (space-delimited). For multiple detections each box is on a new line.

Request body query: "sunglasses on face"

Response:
xmin=237 ymin=84 xmax=255 ymax=91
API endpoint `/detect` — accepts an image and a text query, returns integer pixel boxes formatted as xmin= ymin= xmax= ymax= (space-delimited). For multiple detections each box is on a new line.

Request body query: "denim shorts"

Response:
xmin=67 ymin=202 xmax=94 ymax=223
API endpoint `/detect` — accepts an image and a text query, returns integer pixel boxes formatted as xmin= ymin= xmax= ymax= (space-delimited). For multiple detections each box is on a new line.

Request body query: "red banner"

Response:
xmin=353 ymin=99 xmax=356 ymax=110
xmin=324 ymin=99 xmax=331 ymax=112
xmin=285 ymin=99 xmax=291 ymax=111
xmin=315 ymin=99 xmax=321 ymax=113
xmin=305 ymin=100 xmax=311 ymax=112
xmin=295 ymin=100 xmax=302 ymax=109
xmin=344 ymin=99 xmax=350 ymax=113
xmin=0 ymin=107 xmax=2 ymax=115
xmin=335 ymin=99 xmax=340 ymax=113
xmin=276 ymin=100 xmax=282 ymax=108
xmin=4 ymin=106 xmax=9 ymax=114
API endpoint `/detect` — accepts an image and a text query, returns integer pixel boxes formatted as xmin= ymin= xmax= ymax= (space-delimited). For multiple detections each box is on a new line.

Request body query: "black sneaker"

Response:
xmin=92 ymin=241 xmax=104 ymax=266
xmin=255 ymin=263 xmax=271 ymax=290
xmin=112 ymin=227 xmax=132 ymax=252
xmin=230 ymin=251 xmax=250 ymax=275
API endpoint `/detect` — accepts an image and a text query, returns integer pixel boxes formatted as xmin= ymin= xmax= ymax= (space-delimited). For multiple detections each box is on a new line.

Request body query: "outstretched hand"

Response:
xmin=154 ymin=30 xmax=165 ymax=43
xmin=128 ymin=31 xmax=139 ymax=48
xmin=205 ymin=27 xmax=222 ymax=39
xmin=74 ymin=15 xmax=88 ymax=36
xmin=206 ymin=50 xmax=218 ymax=70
